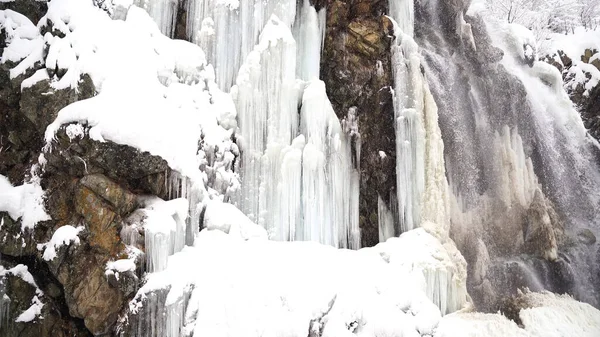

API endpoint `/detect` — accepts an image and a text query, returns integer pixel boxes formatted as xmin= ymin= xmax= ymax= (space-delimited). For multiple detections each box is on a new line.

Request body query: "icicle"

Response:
xmin=168 ymin=172 xmax=205 ymax=245
xmin=378 ymin=195 xmax=395 ymax=242
xmin=143 ymin=198 xmax=188 ymax=273
xmin=134 ymin=0 xmax=178 ymax=37
xmin=276 ymin=135 xmax=305 ymax=241
xmin=390 ymin=20 xmax=426 ymax=233
xmin=0 ymin=279 xmax=9 ymax=330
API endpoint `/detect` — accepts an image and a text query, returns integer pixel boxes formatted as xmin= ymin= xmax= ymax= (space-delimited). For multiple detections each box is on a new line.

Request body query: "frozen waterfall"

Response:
xmin=135 ymin=0 xmax=359 ymax=248
xmin=387 ymin=1 xmax=450 ymax=235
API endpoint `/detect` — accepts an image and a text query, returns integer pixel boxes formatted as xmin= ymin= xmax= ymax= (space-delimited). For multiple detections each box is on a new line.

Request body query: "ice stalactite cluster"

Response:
xmin=186 ymin=0 xmax=298 ymax=91
xmin=224 ymin=6 xmax=358 ymax=247
xmin=232 ymin=14 xmax=359 ymax=248
xmin=142 ymin=198 xmax=189 ymax=273
xmin=388 ymin=7 xmax=450 ymax=236
xmin=293 ymin=0 xmax=326 ymax=81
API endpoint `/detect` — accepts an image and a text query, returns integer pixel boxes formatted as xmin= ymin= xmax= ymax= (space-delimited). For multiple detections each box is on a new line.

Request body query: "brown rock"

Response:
xmin=79 ymin=174 xmax=137 ymax=216
xmin=74 ymin=184 xmax=122 ymax=255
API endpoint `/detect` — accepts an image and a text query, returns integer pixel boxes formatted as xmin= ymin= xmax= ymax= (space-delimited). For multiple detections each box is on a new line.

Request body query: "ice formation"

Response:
xmin=232 ymin=11 xmax=359 ymax=247
xmin=186 ymin=0 xmax=297 ymax=90
xmin=388 ymin=3 xmax=450 ymax=235
xmin=133 ymin=0 xmax=177 ymax=37
xmin=131 ymin=0 xmax=358 ymax=248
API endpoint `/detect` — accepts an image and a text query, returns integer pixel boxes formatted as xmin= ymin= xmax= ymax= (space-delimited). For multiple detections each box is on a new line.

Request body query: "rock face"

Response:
xmin=0 ymin=6 xmax=170 ymax=335
xmin=320 ymin=0 xmax=396 ymax=247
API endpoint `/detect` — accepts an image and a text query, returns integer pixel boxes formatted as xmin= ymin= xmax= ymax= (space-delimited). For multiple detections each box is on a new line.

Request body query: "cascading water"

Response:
xmin=412 ymin=0 xmax=600 ymax=309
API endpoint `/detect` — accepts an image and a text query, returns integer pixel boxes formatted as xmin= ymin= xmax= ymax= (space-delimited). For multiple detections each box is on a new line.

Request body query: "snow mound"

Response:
xmin=203 ymin=200 xmax=268 ymax=240
xmin=0 ymin=174 xmax=50 ymax=230
xmin=124 ymin=227 xmax=473 ymax=336
xmin=374 ymin=227 xmax=469 ymax=315
xmin=435 ymin=312 xmax=530 ymax=337
xmin=518 ymin=291 xmax=600 ymax=337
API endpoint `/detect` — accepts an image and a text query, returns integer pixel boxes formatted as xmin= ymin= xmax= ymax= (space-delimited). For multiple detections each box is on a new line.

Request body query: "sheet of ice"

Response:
xmin=0 ymin=174 xmax=50 ymax=231
xmin=125 ymin=228 xmax=470 ymax=337
xmin=292 ymin=0 xmax=326 ymax=81
xmin=232 ymin=13 xmax=360 ymax=248
xmin=37 ymin=225 xmax=83 ymax=261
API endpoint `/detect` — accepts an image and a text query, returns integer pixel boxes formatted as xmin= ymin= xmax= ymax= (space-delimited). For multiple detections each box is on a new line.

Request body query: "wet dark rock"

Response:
xmin=321 ymin=0 xmax=395 ymax=247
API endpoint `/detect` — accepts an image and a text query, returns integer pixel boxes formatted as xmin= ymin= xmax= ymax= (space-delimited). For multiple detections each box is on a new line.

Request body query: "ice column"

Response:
xmin=299 ymin=81 xmax=360 ymax=248
xmin=292 ymin=0 xmax=326 ymax=80
xmin=0 ymin=279 xmax=9 ymax=330
xmin=187 ymin=0 xmax=297 ymax=90
xmin=388 ymin=3 xmax=449 ymax=234
xmin=390 ymin=22 xmax=425 ymax=233
xmin=234 ymin=15 xmax=298 ymax=228
xmin=389 ymin=0 xmax=414 ymax=37
xmin=134 ymin=0 xmax=178 ymax=37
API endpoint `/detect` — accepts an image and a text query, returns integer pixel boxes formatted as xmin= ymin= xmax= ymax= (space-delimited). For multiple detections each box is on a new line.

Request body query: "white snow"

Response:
xmin=0 ymin=264 xmax=44 ymax=323
xmin=203 ymin=200 xmax=267 ymax=240
xmin=107 ymin=259 xmax=136 ymax=273
xmin=435 ymin=312 xmax=530 ymax=337
xmin=15 ymin=295 xmax=43 ymax=323
xmin=37 ymin=225 xmax=84 ymax=261
xmin=20 ymin=68 xmax=49 ymax=90
xmin=0 ymin=9 xmax=45 ymax=79
xmin=65 ymin=123 xmax=85 ymax=140
xmin=0 ymin=175 xmax=50 ymax=231
xmin=39 ymin=0 xmax=240 ymax=217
